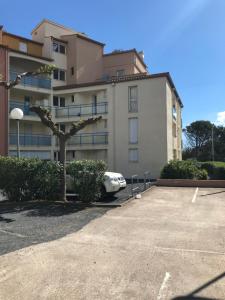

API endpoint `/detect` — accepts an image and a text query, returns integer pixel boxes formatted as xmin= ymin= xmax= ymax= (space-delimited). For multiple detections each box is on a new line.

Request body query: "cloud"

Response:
xmin=216 ymin=111 xmax=225 ymax=126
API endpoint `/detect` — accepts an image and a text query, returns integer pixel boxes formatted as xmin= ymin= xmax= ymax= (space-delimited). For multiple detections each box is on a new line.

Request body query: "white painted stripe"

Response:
xmin=156 ymin=246 xmax=225 ymax=256
xmin=0 ymin=229 xmax=27 ymax=238
xmin=157 ymin=272 xmax=171 ymax=300
xmin=192 ymin=187 xmax=199 ymax=203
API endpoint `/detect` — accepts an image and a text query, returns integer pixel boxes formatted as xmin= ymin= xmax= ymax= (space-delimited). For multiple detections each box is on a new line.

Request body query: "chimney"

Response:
xmin=138 ymin=51 xmax=144 ymax=61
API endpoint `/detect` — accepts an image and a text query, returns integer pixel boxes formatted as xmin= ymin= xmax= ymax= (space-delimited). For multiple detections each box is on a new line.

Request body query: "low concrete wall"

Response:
xmin=156 ymin=179 xmax=225 ymax=188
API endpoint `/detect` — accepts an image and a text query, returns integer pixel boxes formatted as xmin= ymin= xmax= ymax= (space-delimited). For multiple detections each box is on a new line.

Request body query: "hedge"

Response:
xmin=67 ymin=160 xmax=107 ymax=202
xmin=0 ymin=156 xmax=62 ymax=201
xmin=160 ymin=160 xmax=208 ymax=180
xmin=200 ymin=161 xmax=225 ymax=180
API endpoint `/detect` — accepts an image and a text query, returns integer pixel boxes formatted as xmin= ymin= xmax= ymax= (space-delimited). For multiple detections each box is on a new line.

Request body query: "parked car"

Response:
xmin=66 ymin=171 xmax=126 ymax=196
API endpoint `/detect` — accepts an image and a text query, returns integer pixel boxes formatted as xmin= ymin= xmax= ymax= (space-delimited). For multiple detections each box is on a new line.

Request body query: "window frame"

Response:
xmin=129 ymin=148 xmax=139 ymax=162
xmin=128 ymin=86 xmax=138 ymax=113
xmin=129 ymin=117 xmax=138 ymax=144
xmin=52 ymin=40 xmax=66 ymax=54
xmin=53 ymin=68 xmax=66 ymax=81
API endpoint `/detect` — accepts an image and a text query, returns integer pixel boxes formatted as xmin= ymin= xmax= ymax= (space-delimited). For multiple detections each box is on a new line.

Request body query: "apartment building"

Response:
xmin=0 ymin=19 xmax=183 ymax=178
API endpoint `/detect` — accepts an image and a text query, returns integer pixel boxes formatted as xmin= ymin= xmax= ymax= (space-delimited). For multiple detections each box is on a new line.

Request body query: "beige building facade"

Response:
xmin=0 ymin=19 xmax=183 ymax=178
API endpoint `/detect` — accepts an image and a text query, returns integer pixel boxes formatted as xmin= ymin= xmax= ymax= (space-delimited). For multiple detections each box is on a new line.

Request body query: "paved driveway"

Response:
xmin=0 ymin=186 xmax=225 ymax=299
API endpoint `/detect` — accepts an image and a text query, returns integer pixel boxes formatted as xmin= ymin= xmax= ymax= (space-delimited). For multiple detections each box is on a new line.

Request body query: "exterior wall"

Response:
xmin=112 ymin=78 xmax=168 ymax=178
xmin=2 ymin=33 xmax=43 ymax=57
xmin=103 ymin=52 xmax=147 ymax=77
xmin=62 ymin=35 xmax=104 ymax=84
xmin=54 ymin=77 xmax=180 ymax=179
xmin=0 ymin=46 xmax=8 ymax=156
xmin=166 ymin=81 xmax=182 ymax=160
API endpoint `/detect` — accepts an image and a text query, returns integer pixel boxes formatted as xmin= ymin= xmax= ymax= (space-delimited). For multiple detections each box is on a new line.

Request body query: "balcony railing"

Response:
xmin=55 ymin=102 xmax=108 ymax=118
xmin=10 ymin=133 xmax=51 ymax=146
xmin=10 ymin=71 xmax=51 ymax=89
xmin=67 ymin=132 xmax=108 ymax=146
xmin=10 ymin=101 xmax=50 ymax=116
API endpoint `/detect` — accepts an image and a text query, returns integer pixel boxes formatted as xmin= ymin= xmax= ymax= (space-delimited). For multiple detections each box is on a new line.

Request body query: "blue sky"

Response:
xmin=1 ymin=0 xmax=225 ymax=127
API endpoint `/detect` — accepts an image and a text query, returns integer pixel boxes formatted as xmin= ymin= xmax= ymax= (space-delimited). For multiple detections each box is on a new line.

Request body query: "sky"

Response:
xmin=1 ymin=0 xmax=225 ymax=127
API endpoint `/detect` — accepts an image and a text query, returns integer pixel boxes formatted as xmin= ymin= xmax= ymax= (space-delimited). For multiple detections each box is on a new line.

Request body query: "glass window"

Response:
xmin=172 ymin=104 xmax=177 ymax=120
xmin=59 ymin=70 xmax=65 ymax=81
xmin=129 ymin=118 xmax=138 ymax=144
xmin=71 ymin=67 xmax=74 ymax=76
xmin=60 ymin=124 xmax=65 ymax=133
xmin=129 ymin=149 xmax=138 ymax=162
xmin=19 ymin=42 xmax=27 ymax=52
xmin=53 ymin=42 xmax=58 ymax=52
xmin=128 ymin=86 xmax=138 ymax=112
xmin=60 ymin=97 xmax=65 ymax=107
xmin=53 ymin=96 xmax=59 ymax=107
xmin=53 ymin=69 xmax=66 ymax=81
xmin=59 ymin=44 xmax=66 ymax=54
xmin=53 ymin=41 xmax=66 ymax=54
xmin=116 ymin=69 xmax=125 ymax=77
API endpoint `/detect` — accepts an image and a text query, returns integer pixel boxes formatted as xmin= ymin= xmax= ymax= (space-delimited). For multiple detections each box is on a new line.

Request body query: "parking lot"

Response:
xmin=0 ymin=186 xmax=225 ymax=299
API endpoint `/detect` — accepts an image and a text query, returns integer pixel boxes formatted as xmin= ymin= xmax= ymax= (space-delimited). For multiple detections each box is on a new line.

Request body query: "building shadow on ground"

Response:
xmin=171 ymin=271 xmax=225 ymax=300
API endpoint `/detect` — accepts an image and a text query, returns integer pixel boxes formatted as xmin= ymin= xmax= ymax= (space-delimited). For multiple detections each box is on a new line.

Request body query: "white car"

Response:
xmin=66 ymin=171 xmax=126 ymax=195
xmin=103 ymin=172 xmax=127 ymax=194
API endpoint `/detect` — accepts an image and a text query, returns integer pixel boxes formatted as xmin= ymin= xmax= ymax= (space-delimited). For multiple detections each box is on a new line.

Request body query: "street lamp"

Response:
xmin=10 ymin=108 xmax=24 ymax=158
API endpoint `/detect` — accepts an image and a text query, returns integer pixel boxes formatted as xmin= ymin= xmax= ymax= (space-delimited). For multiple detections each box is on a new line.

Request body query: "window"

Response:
xmin=116 ymin=69 xmax=125 ymax=77
xmin=71 ymin=67 xmax=74 ymax=76
xmin=53 ymin=41 xmax=66 ymax=54
xmin=129 ymin=149 xmax=138 ymax=162
xmin=53 ymin=96 xmax=65 ymax=107
xmin=19 ymin=42 xmax=27 ymax=52
xmin=128 ymin=86 xmax=138 ymax=112
xmin=53 ymin=69 xmax=66 ymax=81
xmin=129 ymin=118 xmax=138 ymax=144
xmin=172 ymin=104 xmax=177 ymax=120
xmin=71 ymin=95 xmax=75 ymax=103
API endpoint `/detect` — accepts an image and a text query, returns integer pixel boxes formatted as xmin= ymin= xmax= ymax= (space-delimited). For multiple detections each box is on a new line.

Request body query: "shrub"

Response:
xmin=0 ymin=156 xmax=61 ymax=201
xmin=67 ymin=160 xmax=107 ymax=202
xmin=200 ymin=161 xmax=225 ymax=179
xmin=160 ymin=160 xmax=207 ymax=180
xmin=196 ymin=169 xmax=208 ymax=180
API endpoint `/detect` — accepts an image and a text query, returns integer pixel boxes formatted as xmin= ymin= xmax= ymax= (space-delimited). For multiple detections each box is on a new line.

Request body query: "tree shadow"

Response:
xmin=200 ymin=191 xmax=225 ymax=197
xmin=0 ymin=215 xmax=14 ymax=223
xmin=171 ymin=271 xmax=225 ymax=300
xmin=0 ymin=200 xmax=90 ymax=218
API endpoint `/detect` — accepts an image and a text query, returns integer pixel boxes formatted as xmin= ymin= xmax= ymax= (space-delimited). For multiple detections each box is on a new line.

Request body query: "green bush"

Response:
xmin=200 ymin=161 xmax=225 ymax=179
xmin=196 ymin=169 xmax=208 ymax=180
xmin=67 ymin=160 xmax=107 ymax=202
xmin=160 ymin=160 xmax=208 ymax=180
xmin=0 ymin=156 xmax=61 ymax=201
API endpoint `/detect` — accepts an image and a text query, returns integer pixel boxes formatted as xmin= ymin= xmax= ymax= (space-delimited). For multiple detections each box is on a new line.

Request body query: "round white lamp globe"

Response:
xmin=10 ymin=108 xmax=24 ymax=120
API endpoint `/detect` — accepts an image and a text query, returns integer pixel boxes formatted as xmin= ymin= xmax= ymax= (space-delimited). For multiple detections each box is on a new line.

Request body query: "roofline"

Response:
xmin=31 ymin=19 xmax=76 ymax=34
xmin=53 ymin=72 xmax=183 ymax=107
xmin=61 ymin=33 xmax=105 ymax=47
xmin=49 ymin=36 xmax=68 ymax=44
xmin=103 ymin=48 xmax=147 ymax=68
xmin=2 ymin=31 xmax=43 ymax=46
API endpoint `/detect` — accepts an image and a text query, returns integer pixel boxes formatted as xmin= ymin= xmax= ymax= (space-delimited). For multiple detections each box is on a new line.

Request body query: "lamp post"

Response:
xmin=211 ymin=124 xmax=215 ymax=162
xmin=10 ymin=108 xmax=24 ymax=158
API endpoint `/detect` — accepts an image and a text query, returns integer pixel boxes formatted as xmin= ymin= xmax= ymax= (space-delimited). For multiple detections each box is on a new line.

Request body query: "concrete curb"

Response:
xmin=156 ymin=179 xmax=225 ymax=188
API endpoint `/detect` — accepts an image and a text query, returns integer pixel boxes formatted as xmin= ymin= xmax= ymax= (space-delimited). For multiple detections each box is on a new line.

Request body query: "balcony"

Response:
xmin=10 ymin=100 xmax=51 ymax=117
xmin=10 ymin=133 xmax=51 ymax=146
xmin=67 ymin=132 xmax=108 ymax=146
xmin=10 ymin=71 xmax=51 ymax=89
xmin=55 ymin=102 xmax=108 ymax=118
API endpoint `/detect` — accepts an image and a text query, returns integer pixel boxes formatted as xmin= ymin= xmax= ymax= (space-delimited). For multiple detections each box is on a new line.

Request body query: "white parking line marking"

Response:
xmin=156 ymin=246 xmax=225 ymax=256
xmin=0 ymin=229 xmax=27 ymax=238
xmin=157 ymin=272 xmax=171 ymax=300
xmin=192 ymin=187 xmax=199 ymax=203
